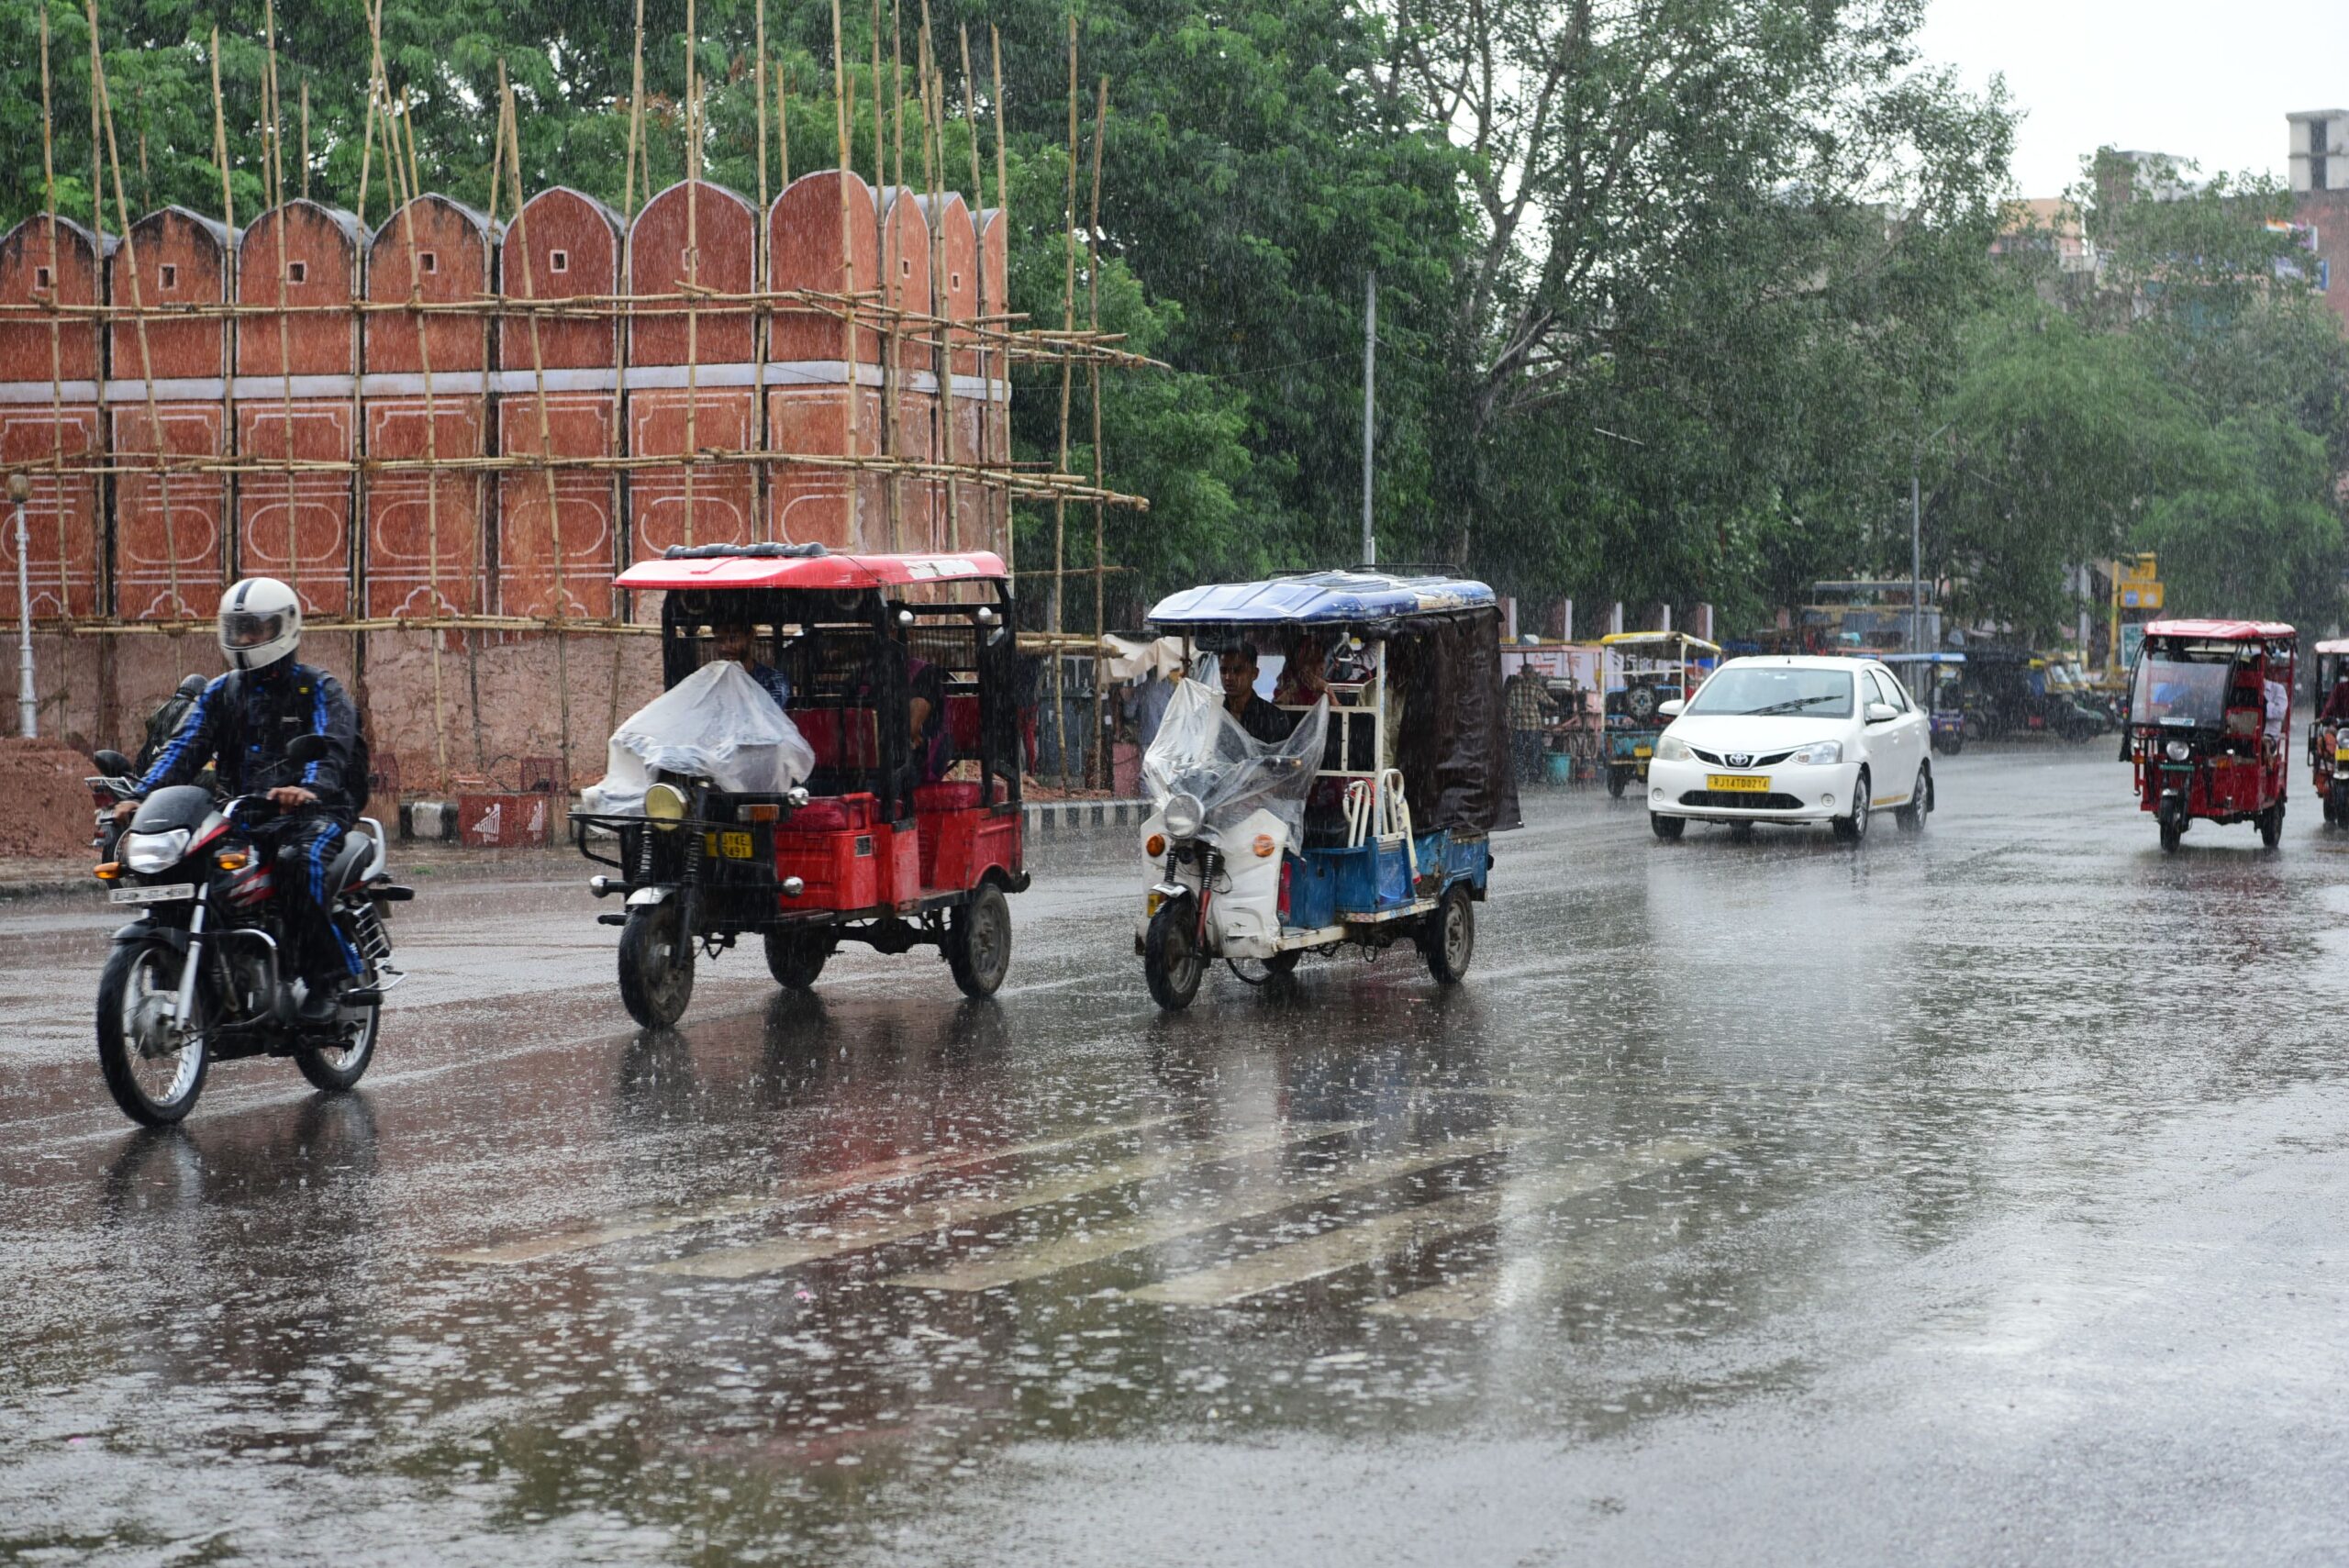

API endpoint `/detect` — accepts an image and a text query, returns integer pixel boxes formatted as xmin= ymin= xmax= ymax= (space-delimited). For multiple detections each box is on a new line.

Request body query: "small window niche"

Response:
xmin=419 ymin=251 xmax=439 ymax=276
xmin=159 ymin=263 xmax=179 ymax=291
xmin=550 ymin=250 xmax=570 ymax=274
xmin=286 ymin=261 xmax=307 ymax=285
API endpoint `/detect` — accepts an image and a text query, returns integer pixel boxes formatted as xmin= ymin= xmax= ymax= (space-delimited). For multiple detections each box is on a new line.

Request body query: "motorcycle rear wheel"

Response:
xmin=95 ymin=940 xmax=208 ymax=1126
xmin=295 ymin=968 xmax=379 ymax=1093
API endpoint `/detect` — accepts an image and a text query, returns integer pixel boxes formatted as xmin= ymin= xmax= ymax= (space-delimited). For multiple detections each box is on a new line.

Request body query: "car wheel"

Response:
xmin=1832 ymin=770 xmax=1870 ymax=844
xmin=1650 ymin=812 xmax=1685 ymax=841
xmin=1895 ymin=764 xmax=1931 ymax=832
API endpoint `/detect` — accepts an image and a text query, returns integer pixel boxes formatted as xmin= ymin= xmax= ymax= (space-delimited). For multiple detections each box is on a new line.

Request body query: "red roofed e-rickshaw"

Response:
xmin=2126 ymin=618 xmax=2296 ymax=852
xmin=2307 ymin=638 xmax=2349 ymax=826
xmin=573 ymin=544 xmax=1027 ymax=1026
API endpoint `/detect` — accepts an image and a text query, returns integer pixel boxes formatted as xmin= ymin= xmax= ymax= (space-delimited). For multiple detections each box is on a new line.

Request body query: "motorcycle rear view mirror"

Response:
xmin=285 ymin=733 xmax=331 ymax=767
xmin=91 ymin=749 xmax=132 ymax=775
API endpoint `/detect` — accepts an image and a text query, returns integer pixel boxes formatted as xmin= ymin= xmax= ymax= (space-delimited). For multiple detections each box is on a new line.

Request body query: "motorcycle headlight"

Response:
xmin=121 ymin=827 xmax=191 ymax=874
xmin=1788 ymin=740 xmax=1842 ymax=766
xmin=1163 ymin=791 xmax=1205 ymax=840
xmin=2165 ymin=740 xmax=2191 ymax=762
xmin=1655 ymin=735 xmax=1692 ymax=762
xmin=643 ymin=783 xmax=688 ymax=829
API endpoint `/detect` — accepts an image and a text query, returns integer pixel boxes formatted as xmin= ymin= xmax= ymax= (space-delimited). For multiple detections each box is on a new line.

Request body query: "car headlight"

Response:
xmin=643 ymin=782 xmax=688 ymax=828
xmin=1655 ymin=735 xmax=1692 ymax=762
xmin=1163 ymin=791 xmax=1205 ymax=840
xmin=2165 ymin=740 xmax=2191 ymax=762
xmin=1787 ymin=740 xmax=1842 ymax=766
xmin=121 ymin=827 xmax=191 ymax=874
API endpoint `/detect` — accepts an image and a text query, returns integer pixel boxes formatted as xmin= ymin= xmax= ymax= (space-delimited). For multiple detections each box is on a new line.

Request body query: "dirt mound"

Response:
xmin=0 ymin=737 xmax=103 ymax=860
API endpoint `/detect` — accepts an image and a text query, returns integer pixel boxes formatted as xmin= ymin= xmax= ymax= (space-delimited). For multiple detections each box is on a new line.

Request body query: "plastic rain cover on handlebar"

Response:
xmin=588 ymin=660 xmax=818 ymax=816
xmin=1141 ymin=679 xmax=1329 ymax=842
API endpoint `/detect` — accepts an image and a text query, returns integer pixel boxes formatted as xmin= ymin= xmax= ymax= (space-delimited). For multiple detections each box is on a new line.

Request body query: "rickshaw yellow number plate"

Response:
xmin=704 ymin=830 xmax=755 ymax=860
xmin=1706 ymin=773 xmax=1770 ymax=792
xmin=1633 ymin=746 xmax=1653 ymax=759
xmin=2333 ymin=747 xmax=2349 ymax=762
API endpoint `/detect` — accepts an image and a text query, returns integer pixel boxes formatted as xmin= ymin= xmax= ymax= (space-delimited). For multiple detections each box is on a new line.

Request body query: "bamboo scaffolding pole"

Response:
xmin=777 ymin=61 xmax=791 ymax=186
xmin=1052 ymin=14 xmax=1075 ymax=785
xmin=497 ymin=72 xmax=574 ymax=787
xmin=920 ymin=23 xmax=952 ymax=551
xmin=991 ymin=28 xmax=1011 ymax=568
xmin=1087 ymin=73 xmax=1108 ymax=788
xmin=266 ymin=0 xmax=301 ymax=606
xmin=960 ymin=24 xmax=988 ymax=560
xmin=833 ymin=0 xmax=861 ymax=539
xmin=681 ymin=0 xmax=703 ymax=549
xmin=366 ymin=2 xmax=450 ymax=784
xmin=300 ymin=81 xmax=311 ymax=202
xmin=623 ymin=0 xmax=646 ymax=220
xmin=43 ymin=9 xmax=74 ymax=629
xmin=614 ymin=0 xmax=646 ymax=725
xmin=754 ymin=0 xmax=770 ymax=542
xmin=88 ymin=0 xmax=186 ymax=620
xmin=874 ymin=0 xmax=897 ymax=550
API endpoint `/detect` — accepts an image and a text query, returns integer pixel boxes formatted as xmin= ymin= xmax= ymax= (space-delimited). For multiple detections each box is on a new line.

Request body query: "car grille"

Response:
xmin=1687 ymin=745 xmax=1796 ymax=768
xmin=1679 ymin=789 xmax=1808 ymax=810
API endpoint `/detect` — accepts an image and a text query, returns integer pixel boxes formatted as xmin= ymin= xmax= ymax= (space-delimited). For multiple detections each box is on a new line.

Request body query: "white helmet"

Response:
xmin=218 ymin=577 xmax=302 ymax=672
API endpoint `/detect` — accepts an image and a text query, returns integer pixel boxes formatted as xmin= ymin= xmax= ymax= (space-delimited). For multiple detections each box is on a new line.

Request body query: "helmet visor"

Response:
xmin=220 ymin=609 xmax=288 ymax=651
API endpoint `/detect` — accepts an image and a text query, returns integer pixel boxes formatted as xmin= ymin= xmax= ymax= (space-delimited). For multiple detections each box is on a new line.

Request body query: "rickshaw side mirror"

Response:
xmin=1656 ymin=699 xmax=1685 ymax=718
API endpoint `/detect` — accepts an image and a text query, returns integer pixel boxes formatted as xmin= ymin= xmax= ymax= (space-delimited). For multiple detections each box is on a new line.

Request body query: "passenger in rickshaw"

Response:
xmin=1219 ymin=641 xmax=1295 ymax=743
xmin=1275 ymin=634 xmax=1330 ymax=706
xmin=2322 ymin=669 xmax=2349 ymax=721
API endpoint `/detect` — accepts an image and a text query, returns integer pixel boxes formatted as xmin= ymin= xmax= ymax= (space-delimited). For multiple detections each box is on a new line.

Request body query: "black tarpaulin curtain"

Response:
xmin=1388 ymin=607 xmax=1520 ymax=835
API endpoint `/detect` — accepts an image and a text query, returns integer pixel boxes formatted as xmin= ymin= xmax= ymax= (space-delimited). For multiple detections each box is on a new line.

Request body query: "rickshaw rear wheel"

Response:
xmin=946 ymin=882 xmax=1014 ymax=998
xmin=2259 ymin=803 xmax=2285 ymax=850
xmin=763 ymin=929 xmax=830 ymax=990
xmin=618 ymin=903 xmax=696 ymax=1029
xmin=1650 ymin=812 xmax=1685 ymax=840
xmin=1143 ymin=899 xmax=1205 ymax=1011
xmin=1424 ymin=884 xmax=1475 ymax=984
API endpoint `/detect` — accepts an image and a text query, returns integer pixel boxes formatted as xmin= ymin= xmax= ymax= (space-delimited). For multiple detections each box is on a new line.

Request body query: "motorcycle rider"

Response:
xmin=116 ymin=577 xmax=364 ymax=1021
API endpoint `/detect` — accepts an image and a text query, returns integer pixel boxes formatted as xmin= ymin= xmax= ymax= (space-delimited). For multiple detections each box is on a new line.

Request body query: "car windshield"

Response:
xmin=1686 ymin=665 xmax=1854 ymax=718
xmin=2131 ymin=655 xmax=2232 ymax=727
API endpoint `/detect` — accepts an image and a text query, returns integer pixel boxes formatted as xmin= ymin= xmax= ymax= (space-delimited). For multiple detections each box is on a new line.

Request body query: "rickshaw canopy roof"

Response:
xmin=1144 ymin=569 xmax=1495 ymax=630
xmin=1599 ymin=629 xmax=1722 ymax=655
xmin=2314 ymin=638 xmax=2349 ymax=655
xmin=2143 ymin=617 xmax=2296 ymax=642
xmin=1876 ymin=651 xmax=1965 ymax=664
xmin=615 ymin=545 xmax=1008 ymax=594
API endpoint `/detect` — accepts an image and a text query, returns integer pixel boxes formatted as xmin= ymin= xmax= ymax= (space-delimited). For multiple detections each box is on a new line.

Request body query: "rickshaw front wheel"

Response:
xmin=947 ymin=883 xmax=1014 ymax=998
xmin=2331 ymin=783 xmax=2347 ymax=826
xmin=2259 ymin=803 xmax=2285 ymax=851
xmin=2157 ymin=800 xmax=2185 ymax=853
xmin=764 ymin=928 xmax=830 ymax=990
xmin=618 ymin=903 xmax=696 ymax=1029
xmin=1424 ymin=884 xmax=1476 ymax=984
xmin=1605 ymin=767 xmax=1629 ymax=799
xmin=1143 ymin=899 xmax=1205 ymax=1011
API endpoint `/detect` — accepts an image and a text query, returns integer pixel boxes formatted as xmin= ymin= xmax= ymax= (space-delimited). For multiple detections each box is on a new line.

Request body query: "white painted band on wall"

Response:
xmin=101 ymin=377 xmax=231 ymax=403
xmin=230 ymin=374 xmax=361 ymax=399
xmin=0 ymin=380 xmax=101 ymax=404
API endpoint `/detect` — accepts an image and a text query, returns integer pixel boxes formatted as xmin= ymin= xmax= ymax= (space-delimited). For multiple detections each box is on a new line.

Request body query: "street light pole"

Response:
xmin=1361 ymin=269 xmax=1376 ymax=567
xmin=10 ymin=473 xmax=34 ymax=740
xmin=1910 ymin=468 xmax=1922 ymax=658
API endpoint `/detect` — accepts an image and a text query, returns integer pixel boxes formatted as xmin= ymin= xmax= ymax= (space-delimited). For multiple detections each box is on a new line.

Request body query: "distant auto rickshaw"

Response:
xmin=572 ymin=544 xmax=1029 ymax=1026
xmin=1598 ymin=630 xmax=1721 ymax=798
xmin=1880 ymin=651 xmax=1966 ymax=754
xmin=2307 ymin=638 xmax=2349 ymax=824
xmin=1131 ymin=570 xmax=1520 ymax=1010
xmin=2126 ymin=618 xmax=2297 ymax=852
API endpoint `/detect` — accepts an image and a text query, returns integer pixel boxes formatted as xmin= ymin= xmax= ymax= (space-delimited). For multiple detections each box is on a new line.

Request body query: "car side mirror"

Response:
xmin=1865 ymin=702 xmax=1898 ymax=724
xmin=92 ymin=748 xmax=131 ymax=775
xmin=1656 ymin=699 xmax=1685 ymax=718
xmin=285 ymin=733 xmax=330 ymax=767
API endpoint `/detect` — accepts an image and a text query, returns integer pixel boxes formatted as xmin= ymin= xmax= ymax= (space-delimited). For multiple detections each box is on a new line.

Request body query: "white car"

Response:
xmin=1642 ymin=655 xmax=1934 ymax=843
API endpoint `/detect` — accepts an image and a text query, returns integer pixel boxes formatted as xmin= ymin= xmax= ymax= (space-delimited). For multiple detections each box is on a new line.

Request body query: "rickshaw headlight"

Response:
xmin=2165 ymin=740 xmax=2191 ymax=762
xmin=1655 ymin=735 xmax=1692 ymax=762
xmin=644 ymin=783 xmax=688 ymax=828
xmin=1163 ymin=792 xmax=1205 ymax=840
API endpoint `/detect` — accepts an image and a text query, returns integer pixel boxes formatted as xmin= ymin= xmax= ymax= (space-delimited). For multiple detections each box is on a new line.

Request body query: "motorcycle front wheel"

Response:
xmin=618 ymin=902 xmax=696 ymax=1029
xmin=95 ymin=940 xmax=208 ymax=1126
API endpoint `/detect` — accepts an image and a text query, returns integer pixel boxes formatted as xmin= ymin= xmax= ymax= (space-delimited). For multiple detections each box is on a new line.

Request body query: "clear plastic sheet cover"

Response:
xmin=587 ymin=660 xmax=818 ymax=815
xmin=1141 ymin=679 xmax=1329 ymax=841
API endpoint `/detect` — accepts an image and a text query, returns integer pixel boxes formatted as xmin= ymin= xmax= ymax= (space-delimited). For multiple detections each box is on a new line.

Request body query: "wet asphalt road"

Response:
xmin=3 ymin=745 xmax=2347 ymax=1566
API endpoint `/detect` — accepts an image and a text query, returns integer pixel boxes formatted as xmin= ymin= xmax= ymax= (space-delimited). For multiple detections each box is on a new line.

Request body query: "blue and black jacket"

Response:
xmin=137 ymin=661 xmax=362 ymax=812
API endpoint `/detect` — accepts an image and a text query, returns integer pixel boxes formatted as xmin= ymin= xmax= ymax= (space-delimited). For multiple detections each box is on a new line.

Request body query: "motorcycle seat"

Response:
xmin=321 ymin=823 xmax=380 ymax=894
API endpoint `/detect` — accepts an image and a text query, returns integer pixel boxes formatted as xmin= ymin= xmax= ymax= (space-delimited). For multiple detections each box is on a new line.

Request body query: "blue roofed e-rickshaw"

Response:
xmin=1130 ymin=570 xmax=1521 ymax=1010
xmin=1879 ymin=651 xmax=1966 ymax=754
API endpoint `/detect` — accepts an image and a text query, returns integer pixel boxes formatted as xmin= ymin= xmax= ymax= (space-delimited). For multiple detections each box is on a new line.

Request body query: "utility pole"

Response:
xmin=11 ymin=473 xmax=35 ymax=739
xmin=1361 ymin=270 xmax=1375 ymax=567
xmin=1910 ymin=469 xmax=1922 ymax=657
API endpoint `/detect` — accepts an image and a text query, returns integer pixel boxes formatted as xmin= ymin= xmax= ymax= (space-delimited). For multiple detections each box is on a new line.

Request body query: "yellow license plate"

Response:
xmin=704 ymin=830 xmax=755 ymax=860
xmin=2333 ymin=748 xmax=2349 ymax=762
xmin=1633 ymin=746 xmax=1653 ymax=760
xmin=1706 ymin=773 xmax=1770 ymax=792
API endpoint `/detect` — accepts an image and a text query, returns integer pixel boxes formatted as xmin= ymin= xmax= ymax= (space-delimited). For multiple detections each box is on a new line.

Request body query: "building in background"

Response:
xmin=2288 ymin=109 xmax=2349 ymax=329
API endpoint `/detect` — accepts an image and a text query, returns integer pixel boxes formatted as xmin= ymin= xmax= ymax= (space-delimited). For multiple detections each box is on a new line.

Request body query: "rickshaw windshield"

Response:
xmin=2132 ymin=656 xmax=2232 ymax=727
xmin=1142 ymin=679 xmax=1330 ymax=841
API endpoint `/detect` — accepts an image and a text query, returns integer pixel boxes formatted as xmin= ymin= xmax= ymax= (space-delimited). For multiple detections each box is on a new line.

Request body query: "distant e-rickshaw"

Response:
xmin=2307 ymin=638 xmax=2349 ymax=825
xmin=1131 ymin=570 xmax=1520 ymax=1010
xmin=2126 ymin=617 xmax=2296 ymax=852
xmin=1598 ymin=630 xmax=1721 ymax=797
xmin=573 ymin=544 xmax=1028 ymax=1026
xmin=1880 ymin=651 xmax=1965 ymax=754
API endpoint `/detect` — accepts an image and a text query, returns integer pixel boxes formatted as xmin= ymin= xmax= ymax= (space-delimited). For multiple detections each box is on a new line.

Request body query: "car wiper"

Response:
xmin=1745 ymin=695 xmax=1842 ymax=716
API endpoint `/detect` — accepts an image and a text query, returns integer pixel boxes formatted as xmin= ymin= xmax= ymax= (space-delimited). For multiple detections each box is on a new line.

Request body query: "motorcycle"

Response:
xmin=85 ymin=733 xmax=412 ymax=1126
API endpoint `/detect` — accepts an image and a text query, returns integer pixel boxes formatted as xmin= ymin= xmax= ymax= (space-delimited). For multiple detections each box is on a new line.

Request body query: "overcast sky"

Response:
xmin=1917 ymin=0 xmax=2349 ymax=197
